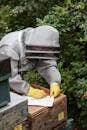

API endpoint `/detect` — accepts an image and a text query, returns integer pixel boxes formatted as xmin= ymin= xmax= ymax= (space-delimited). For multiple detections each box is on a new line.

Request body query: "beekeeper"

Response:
xmin=0 ymin=25 xmax=61 ymax=98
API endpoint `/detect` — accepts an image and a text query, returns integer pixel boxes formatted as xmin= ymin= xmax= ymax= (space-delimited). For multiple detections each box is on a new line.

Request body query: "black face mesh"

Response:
xmin=26 ymin=45 xmax=60 ymax=51
xmin=25 ymin=45 xmax=60 ymax=60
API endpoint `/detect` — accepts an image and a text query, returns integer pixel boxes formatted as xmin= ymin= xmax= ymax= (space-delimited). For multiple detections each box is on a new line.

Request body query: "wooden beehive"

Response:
xmin=23 ymin=84 xmax=67 ymax=130
xmin=0 ymin=54 xmax=11 ymax=107
xmin=0 ymin=92 xmax=28 ymax=130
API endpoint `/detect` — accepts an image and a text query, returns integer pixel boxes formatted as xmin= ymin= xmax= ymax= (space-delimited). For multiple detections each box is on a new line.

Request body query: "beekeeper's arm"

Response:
xmin=0 ymin=45 xmax=46 ymax=98
xmin=0 ymin=44 xmax=29 ymax=95
xmin=10 ymin=59 xmax=46 ymax=98
xmin=9 ymin=60 xmax=30 ymax=95
xmin=36 ymin=60 xmax=61 ymax=97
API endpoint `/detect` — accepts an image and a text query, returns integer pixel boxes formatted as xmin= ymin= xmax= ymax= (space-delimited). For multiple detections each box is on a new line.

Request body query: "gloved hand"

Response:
xmin=27 ymin=86 xmax=47 ymax=99
xmin=14 ymin=124 xmax=22 ymax=130
xmin=50 ymin=82 xmax=61 ymax=97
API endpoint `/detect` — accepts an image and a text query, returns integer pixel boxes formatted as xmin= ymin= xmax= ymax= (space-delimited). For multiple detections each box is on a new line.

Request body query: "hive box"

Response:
xmin=0 ymin=54 xmax=11 ymax=77
xmin=0 ymin=74 xmax=10 ymax=108
xmin=0 ymin=54 xmax=11 ymax=107
xmin=0 ymin=92 xmax=28 ymax=130
xmin=23 ymin=84 xmax=67 ymax=130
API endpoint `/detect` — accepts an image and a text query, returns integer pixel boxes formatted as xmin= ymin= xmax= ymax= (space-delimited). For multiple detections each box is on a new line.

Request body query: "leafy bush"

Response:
xmin=37 ymin=1 xmax=87 ymax=129
xmin=0 ymin=0 xmax=62 ymax=39
xmin=0 ymin=0 xmax=87 ymax=129
xmin=24 ymin=69 xmax=48 ymax=87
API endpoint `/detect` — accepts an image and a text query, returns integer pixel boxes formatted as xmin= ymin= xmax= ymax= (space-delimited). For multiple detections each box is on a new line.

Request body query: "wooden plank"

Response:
xmin=23 ymin=85 xmax=67 ymax=130
xmin=0 ymin=92 xmax=28 ymax=130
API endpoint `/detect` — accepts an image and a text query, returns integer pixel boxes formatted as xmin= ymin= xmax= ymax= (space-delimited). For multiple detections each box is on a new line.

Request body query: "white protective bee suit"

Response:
xmin=0 ymin=25 xmax=61 ymax=95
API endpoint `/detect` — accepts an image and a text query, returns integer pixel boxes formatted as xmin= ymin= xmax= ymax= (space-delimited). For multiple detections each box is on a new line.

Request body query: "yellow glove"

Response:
xmin=14 ymin=124 xmax=22 ymax=130
xmin=50 ymin=82 xmax=61 ymax=97
xmin=27 ymin=86 xmax=46 ymax=99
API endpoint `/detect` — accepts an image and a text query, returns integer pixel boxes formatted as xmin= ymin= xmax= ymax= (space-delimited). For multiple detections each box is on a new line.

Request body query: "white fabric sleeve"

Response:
xmin=9 ymin=75 xmax=29 ymax=95
xmin=36 ymin=60 xmax=61 ymax=86
xmin=0 ymin=45 xmax=29 ymax=95
xmin=9 ymin=59 xmax=29 ymax=95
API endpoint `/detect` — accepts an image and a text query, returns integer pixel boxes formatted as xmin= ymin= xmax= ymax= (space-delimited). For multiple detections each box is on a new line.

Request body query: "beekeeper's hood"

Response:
xmin=25 ymin=25 xmax=60 ymax=60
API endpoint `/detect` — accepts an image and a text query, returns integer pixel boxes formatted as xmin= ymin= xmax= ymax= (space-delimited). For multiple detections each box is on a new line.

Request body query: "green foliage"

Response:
xmin=0 ymin=0 xmax=87 ymax=129
xmin=37 ymin=1 xmax=87 ymax=129
xmin=23 ymin=69 xmax=49 ymax=87
xmin=0 ymin=0 xmax=62 ymax=39
xmin=0 ymin=5 xmax=12 ymax=38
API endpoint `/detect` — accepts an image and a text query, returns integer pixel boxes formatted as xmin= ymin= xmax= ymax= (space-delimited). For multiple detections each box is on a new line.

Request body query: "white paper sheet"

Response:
xmin=26 ymin=96 xmax=54 ymax=107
